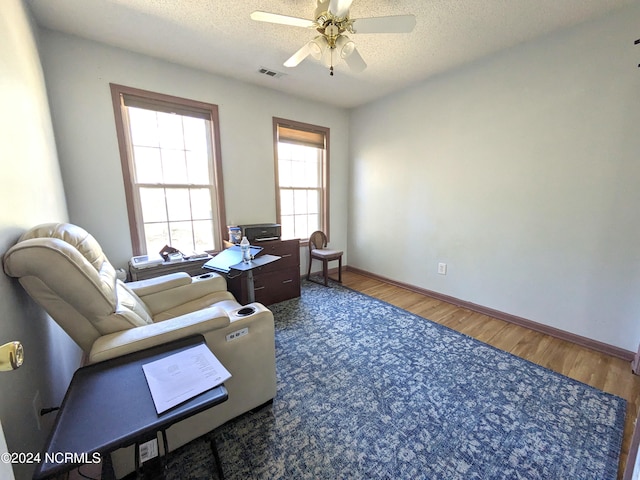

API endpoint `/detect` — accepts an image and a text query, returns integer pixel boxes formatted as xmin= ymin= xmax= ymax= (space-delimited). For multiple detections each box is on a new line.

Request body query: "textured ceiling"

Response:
xmin=26 ymin=0 xmax=635 ymax=108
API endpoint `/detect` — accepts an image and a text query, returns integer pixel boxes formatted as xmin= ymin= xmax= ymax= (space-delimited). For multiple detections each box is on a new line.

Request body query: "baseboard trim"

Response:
xmin=346 ymin=266 xmax=634 ymax=362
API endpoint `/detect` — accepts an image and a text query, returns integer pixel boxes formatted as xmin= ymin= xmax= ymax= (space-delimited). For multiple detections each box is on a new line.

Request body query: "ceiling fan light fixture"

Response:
xmin=309 ymin=36 xmax=328 ymax=60
xmin=336 ymin=35 xmax=355 ymax=59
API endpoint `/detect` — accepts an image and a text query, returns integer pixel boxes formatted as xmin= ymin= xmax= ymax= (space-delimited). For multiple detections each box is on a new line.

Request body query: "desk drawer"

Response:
xmin=254 ymin=268 xmax=301 ymax=305
xmin=256 ymin=239 xmax=299 ymax=271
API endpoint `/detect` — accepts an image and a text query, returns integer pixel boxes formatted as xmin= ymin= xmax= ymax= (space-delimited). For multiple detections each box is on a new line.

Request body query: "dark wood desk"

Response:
xmin=203 ymin=245 xmax=280 ymax=304
xmin=32 ymin=335 xmax=228 ymax=480
xmin=223 ymin=239 xmax=301 ymax=305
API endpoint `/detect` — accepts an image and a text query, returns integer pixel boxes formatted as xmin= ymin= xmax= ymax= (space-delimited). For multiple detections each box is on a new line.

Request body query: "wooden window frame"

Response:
xmin=110 ymin=83 xmax=226 ymax=256
xmin=273 ymin=117 xmax=330 ymax=244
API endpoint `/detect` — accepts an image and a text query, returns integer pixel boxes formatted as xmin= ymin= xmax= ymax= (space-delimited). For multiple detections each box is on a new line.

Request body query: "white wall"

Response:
xmin=0 ymin=2 xmax=82 ymax=479
xmin=38 ymin=30 xmax=350 ymax=270
xmin=31 ymin=2 xmax=640 ymax=354
xmin=349 ymin=3 xmax=640 ymax=352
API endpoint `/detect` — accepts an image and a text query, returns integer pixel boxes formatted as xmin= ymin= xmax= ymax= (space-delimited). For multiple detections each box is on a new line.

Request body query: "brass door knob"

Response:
xmin=0 ymin=341 xmax=23 ymax=371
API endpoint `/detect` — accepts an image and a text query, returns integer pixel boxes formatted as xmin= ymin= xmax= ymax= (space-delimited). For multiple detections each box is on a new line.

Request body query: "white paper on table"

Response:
xmin=142 ymin=344 xmax=231 ymax=414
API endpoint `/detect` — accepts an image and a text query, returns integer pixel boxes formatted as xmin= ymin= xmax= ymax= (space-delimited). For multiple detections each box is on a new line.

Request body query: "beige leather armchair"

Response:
xmin=3 ymin=223 xmax=276 ymax=477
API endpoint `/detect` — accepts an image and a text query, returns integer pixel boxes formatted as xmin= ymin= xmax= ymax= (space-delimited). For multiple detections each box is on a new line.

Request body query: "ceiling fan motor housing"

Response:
xmin=315 ymin=0 xmax=354 ymax=47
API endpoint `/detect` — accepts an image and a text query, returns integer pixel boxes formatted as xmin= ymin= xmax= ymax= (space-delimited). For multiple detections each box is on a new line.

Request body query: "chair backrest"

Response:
xmin=309 ymin=231 xmax=327 ymax=251
xmin=3 ymin=223 xmax=152 ymax=352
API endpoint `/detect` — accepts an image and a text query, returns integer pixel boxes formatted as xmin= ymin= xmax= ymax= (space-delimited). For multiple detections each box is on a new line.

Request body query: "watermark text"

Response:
xmin=1 ymin=452 xmax=101 ymax=464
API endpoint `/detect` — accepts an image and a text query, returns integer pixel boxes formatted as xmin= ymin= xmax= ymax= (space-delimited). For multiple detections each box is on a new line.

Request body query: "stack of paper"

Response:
xmin=142 ymin=344 xmax=231 ymax=414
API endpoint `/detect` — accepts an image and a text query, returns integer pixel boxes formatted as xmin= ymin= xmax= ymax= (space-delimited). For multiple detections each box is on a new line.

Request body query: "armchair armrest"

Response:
xmin=88 ymin=307 xmax=230 ymax=363
xmin=133 ymin=273 xmax=230 ymax=315
xmin=127 ymin=272 xmax=192 ymax=296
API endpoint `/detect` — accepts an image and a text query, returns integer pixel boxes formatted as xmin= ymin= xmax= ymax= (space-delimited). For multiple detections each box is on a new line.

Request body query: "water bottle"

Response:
xmin=240 ymin=236 xmax=251 ymax=263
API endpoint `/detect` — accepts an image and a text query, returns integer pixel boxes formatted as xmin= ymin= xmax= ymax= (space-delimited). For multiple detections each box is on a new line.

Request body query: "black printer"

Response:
xmin=238 ymin=223 xmax=281 ymax=242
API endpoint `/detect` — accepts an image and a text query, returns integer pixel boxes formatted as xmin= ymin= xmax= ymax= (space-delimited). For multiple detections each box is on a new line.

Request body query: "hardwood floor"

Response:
xmin=340 ymin=270 xmax=640 ymax=479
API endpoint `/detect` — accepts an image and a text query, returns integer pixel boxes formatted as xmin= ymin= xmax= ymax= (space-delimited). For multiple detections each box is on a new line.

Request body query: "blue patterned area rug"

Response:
xmin=162 ymin=280 xmax=625 ymax=480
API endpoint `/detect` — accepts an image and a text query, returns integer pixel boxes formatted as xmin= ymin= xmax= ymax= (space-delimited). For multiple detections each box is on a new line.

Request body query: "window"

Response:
xmin=110 ymin=84 xmax=226 ymax=256
xmin=274 ymin=118 xmax=329 ymax=241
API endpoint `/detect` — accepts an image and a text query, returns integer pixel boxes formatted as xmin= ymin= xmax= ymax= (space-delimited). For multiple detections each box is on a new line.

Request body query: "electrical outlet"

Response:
xmin=32 ymin=390 xmax=42 ymax=430
xmin=438 ymin=263 xmax=447 ymax=275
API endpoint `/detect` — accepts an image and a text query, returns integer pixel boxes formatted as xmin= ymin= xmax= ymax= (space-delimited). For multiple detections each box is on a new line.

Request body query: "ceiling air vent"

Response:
xmin=258 ymin=67 xmax=286 ymax=79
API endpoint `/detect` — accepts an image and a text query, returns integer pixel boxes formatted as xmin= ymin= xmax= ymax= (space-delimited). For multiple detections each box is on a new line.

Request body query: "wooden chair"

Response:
xmin=307 ymin=230 xmax=343 ymax=286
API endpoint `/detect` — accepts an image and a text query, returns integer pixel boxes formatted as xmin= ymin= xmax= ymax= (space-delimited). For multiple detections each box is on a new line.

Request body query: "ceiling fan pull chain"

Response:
xmin=330 ymin=46 xmax=334 ymax=76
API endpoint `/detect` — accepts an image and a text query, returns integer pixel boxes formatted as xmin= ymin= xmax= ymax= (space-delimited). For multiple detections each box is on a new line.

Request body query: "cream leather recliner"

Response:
xmin=2 ymin=223 xmax=277 ymax=477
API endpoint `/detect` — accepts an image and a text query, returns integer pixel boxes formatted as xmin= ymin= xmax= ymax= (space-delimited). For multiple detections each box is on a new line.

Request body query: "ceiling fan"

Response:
xmin=251 ymin=0 xmax=416 ymax=76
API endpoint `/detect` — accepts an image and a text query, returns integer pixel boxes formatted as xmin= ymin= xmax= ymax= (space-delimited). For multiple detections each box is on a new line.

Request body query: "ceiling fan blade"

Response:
xmin=284 ymin=42 xmax=313 ymax=67
xmin=327 ymin=0 xmax=354 ymax=18
xmin=344 ymin=46 xmax=367 ymax=73
xmin=352 ymin=15 xmax=416 ymax=34
xmin=250 ymin=11 xmax=316 ymax=28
